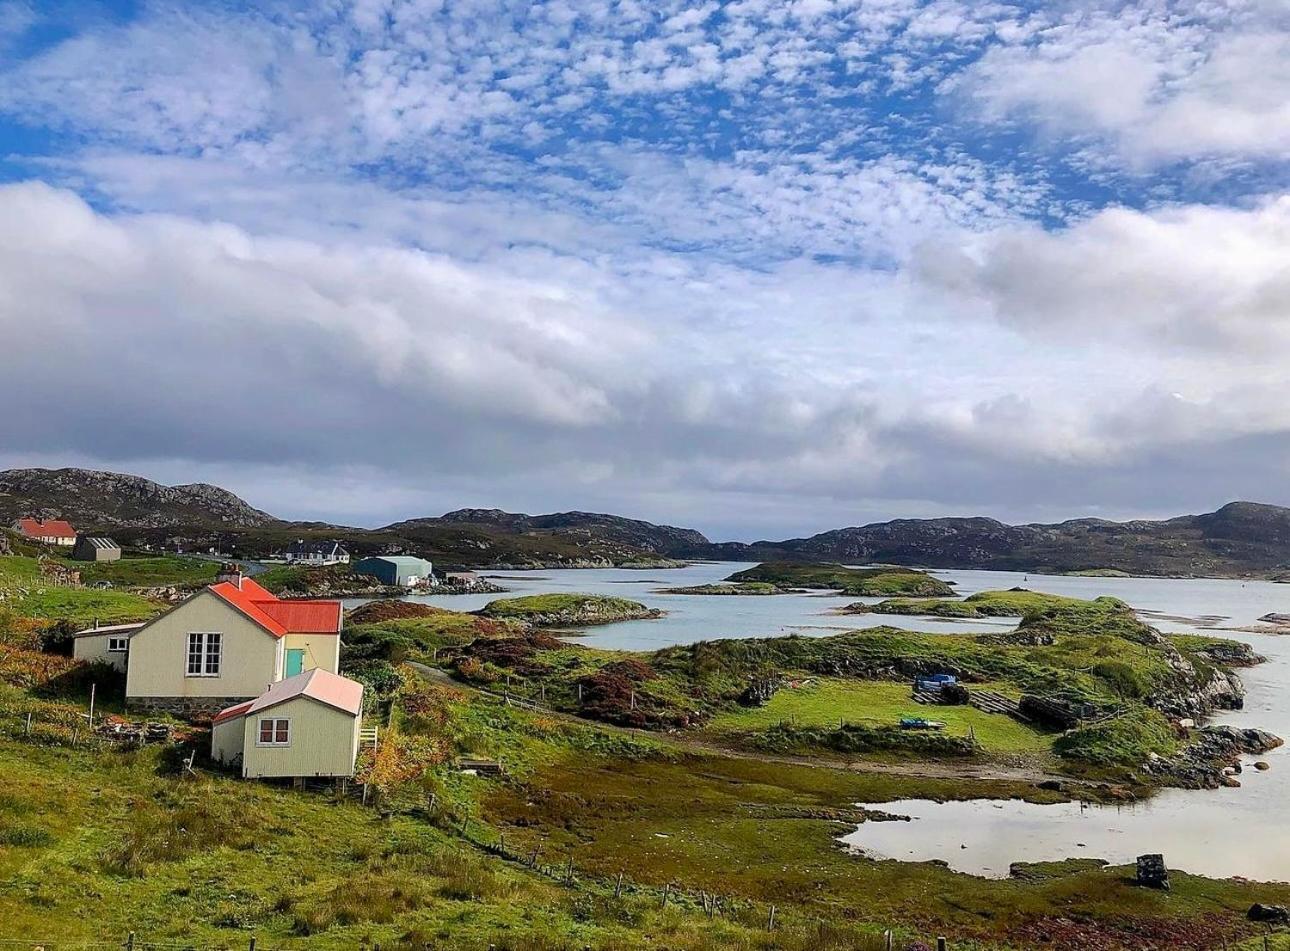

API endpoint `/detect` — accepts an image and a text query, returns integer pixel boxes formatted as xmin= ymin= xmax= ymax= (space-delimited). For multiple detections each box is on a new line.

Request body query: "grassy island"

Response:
xmin=726 ymin=562 xmax=956 ymax=597
xmin=477 ymin=593 xmax=661 ymax=626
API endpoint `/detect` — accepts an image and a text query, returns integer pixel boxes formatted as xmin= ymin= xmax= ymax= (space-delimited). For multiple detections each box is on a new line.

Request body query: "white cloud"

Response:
xmin=950 ymin=3 xmax=1290 ymax=167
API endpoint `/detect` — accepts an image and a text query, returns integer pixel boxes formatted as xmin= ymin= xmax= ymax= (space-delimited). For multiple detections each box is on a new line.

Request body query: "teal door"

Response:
xmin=286 ymin=648 xmax=305 ymax=677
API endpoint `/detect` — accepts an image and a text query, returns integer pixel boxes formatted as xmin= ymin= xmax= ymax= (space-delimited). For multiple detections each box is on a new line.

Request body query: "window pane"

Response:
xmin=259 ymin=720 xmax=273 ymax=743
xmin=205 ymin=633 xmax=221 ymax=674
xmin=275 ymin=721 xmax=289 ymax=743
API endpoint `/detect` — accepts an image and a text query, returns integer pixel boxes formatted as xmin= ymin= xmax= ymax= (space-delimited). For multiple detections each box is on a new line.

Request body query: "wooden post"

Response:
xmin=937 ymin=938 xmax=947 ymax=951
xmin=630 ymin=690 xmax=636 ymax=710
xmin=661 ymin=882 xmax=670 ymax=908
xmin=25 ymin=712 xmax=31 ymax=735
xmin=530 ymin=846 xmax=541 ymax=868
xmin=565 ymin=856 xmax=574 ymax=884
xmin=767 ymin=905 xmax=776 ymax=930
xmin=884 ymin=929 xmax=893 ymax=951
xmin=577 ymin=683 xmax=583 ymax=703
xmin=614 ymin=871 xmax=624 ymax=898
xmin=429 ymin=792 xmax=437 ymax=812
xmin=125 ymin=932 xmax=135 ymax=951
xmin=88 ymin=682 xmax=96 ymax=729
xmin=362 ymin=783 xmax=370 ymax=806
xmin=248 ymin=939 xmax=256 ymax=951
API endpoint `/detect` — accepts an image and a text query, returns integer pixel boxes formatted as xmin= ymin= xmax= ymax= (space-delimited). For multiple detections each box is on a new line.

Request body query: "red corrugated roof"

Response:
xmin=18 ymin=518 xmax=76 ymax=539
xmin=208 ymin=579 xmax=341 ymax=638
xmin=256 ymin=600 xmax=342 ymax=634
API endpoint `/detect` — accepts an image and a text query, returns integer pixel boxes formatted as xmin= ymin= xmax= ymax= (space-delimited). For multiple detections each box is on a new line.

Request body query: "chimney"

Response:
xmin=216 ymin=562 xmax=243 ymax=588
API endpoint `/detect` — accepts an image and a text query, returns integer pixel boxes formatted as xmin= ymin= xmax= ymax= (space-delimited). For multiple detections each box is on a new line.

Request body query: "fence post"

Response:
xmin=661 ymin=882 xmax=670 ymax=908
xmin=884 ymin=929 xmax=893 ymax=951
xmin=937 ymin=938 xmax=947 ymax=951
xmin=25 ymin=712 xmax=32 ymax=735
xmin=125 ymin=932 xmax=135 ymax=951
xmin=767 ymin=904 xmax=776 ymax=930
xmin=248 ymin=938 xmax=256 ymax=951
xmin=615 ymin=871 xmax=624 ymax=898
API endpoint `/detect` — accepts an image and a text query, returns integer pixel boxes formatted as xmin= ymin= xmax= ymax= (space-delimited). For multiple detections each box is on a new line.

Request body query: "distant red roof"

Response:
xmin=17 ymin=518 xmax=76 ymax=539
xmin=208 ymin=577 xmax=341 ymax=639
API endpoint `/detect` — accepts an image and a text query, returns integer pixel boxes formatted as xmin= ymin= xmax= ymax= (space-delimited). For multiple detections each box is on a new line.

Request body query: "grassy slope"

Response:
xmin=0 ymin=556 xmax=160 ymax=625
xmin=58 ymin=555 xmax=219 ymax=588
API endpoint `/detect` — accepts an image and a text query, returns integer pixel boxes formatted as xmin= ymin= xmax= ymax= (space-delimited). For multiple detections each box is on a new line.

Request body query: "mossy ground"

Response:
xmin=706 ymin=678 xmax=1052 ymax=755
xmin=0 ymin=555 xmax=161 ymax=625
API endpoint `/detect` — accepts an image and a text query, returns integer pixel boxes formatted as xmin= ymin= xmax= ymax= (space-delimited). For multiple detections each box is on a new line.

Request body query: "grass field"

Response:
xmin=706 ymin=678 xmax=1053 ymax=754
xmin=58 ymin=555 xmax=219 ymax=588
xmin=0 ymin=556 xmax=160 ymax=625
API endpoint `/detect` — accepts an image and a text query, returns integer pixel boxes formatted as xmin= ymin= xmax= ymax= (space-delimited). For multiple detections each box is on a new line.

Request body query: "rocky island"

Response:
xmin=724 ymin=561 xmax=956 ymax=597
xmin=476 ymin=593 xmax=662 ymax=627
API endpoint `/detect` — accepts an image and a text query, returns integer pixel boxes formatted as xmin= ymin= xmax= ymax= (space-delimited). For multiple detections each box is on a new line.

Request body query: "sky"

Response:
xmin=0 ymin=0 xmax=1288 ymax=540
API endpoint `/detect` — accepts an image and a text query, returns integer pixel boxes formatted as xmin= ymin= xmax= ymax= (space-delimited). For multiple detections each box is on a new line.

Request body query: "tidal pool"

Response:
xmin=841 ymin=782 xmax=1289 ymax=880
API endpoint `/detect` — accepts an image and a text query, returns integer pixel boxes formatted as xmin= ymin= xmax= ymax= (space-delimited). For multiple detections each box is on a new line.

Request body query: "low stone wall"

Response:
xmin=126 ymin=696 xmax=255 ymax=720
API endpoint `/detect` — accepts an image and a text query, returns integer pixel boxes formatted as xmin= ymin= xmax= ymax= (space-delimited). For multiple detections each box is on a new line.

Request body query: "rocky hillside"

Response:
xmin=0 ymin=467 xmax=276 ymax=530
xmin=711 ymin=502 xmax=1290 ymax=577
xmin=388 ymin=509 xmax=711 ymax=557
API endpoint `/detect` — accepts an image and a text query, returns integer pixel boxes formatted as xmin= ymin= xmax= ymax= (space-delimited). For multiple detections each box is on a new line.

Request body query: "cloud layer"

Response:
xmin=0 ymin=0 xmax=1288 ymax=536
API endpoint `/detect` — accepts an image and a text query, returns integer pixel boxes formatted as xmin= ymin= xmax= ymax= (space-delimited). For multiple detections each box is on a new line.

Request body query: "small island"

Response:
xmin=723 ymin=561 xmax=956 ymax=597
xmin=477 ymin=593 xmax=662 ymax=627
xmin=656 ymin=581 xmax=783 ymax=595
xmin=841 ymin=587 xmax=1082 ymax=618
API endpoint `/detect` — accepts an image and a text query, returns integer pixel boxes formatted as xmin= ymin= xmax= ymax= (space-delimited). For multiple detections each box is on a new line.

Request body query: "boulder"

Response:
xmin=1135 ymin=853 xmax=1169 ymax=890
xmin=1248 ymin=903 xmax=1290 ymax=925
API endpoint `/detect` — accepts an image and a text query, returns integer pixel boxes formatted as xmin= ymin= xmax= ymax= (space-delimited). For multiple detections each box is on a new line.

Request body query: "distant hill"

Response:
xmin=393 ymin=509 xmax=711 ymax=557
xmin=5 ymin=466 xmax=1290 ymax=576
xmin=707 ymin=502 xmax=1290 ymax=577
xmin=0 ymin=467 xmax=276 ymax=530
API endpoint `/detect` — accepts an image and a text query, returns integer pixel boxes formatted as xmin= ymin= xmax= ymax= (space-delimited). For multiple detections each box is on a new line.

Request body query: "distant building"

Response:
xmin=210 ymin=668 xmax=364 ymax=781
xmin=353 ymin=555 xmax=434 ymax=587
xmin=16 ymin=518 xmax=76 ymax=546
xmin=72 ymin=621 xmax=147 ymax=672
xmin=72 ymin=536 xmax=122 ymax=562
xmin=284 ymin=540 xmax=350 ymax=566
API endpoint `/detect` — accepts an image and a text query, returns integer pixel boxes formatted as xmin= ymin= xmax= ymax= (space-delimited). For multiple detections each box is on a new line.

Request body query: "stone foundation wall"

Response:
xmin=127 ymin=696 xmax=255 ymax=720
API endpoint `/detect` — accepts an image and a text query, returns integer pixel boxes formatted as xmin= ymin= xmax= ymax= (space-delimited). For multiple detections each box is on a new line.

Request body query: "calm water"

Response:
xmin=360 ymin=562 xmax=1290 ymax=879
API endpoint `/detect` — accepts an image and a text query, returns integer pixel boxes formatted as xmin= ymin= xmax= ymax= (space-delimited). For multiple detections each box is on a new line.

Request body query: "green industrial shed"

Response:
xmin=353 ymin=555 xmax=435 ymax=586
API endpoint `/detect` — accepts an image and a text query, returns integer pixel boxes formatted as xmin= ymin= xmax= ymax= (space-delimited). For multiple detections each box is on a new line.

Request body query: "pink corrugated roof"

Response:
xmin=230 ymin=668 xmax=363 ymax=719
xmin=212 ymin=700 xmax=255 ymax=724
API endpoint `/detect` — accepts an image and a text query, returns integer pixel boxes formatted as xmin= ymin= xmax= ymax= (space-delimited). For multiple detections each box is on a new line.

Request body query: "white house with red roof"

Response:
xmin=15 ymin=517 xmax=77 ymax=546
xmin=123 ymin=565 xmax=344 ymax=717
xmin=211 ymin=667 xmax=364 ymax=780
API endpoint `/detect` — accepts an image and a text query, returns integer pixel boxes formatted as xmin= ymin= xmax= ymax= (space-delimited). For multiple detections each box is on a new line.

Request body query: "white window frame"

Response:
xmin=185 ymin=632 xmax=222 ymax=677
xmin=256 ymin=717 xmax=291 ymax=747
xmin=107 ymin=637 xmax=129 ymax=653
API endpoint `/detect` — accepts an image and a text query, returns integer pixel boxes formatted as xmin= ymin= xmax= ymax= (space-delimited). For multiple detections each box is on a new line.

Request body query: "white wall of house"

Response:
xmin=237 ymin=696 xmax=361 ymax=779
xmin=126 ymin=591 xmax=283 ymax=701
xmin=211 ymin=716 xmax=246 ymax=766
xmin=73 ymin=633 xmax=131 ymax=672
xmin=282 ymin=633 xmax=340 ymax=675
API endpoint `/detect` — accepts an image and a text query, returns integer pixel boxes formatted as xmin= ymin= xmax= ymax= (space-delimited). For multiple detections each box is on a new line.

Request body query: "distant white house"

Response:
xmin=284 ymin=540 xmax=350 ymax=566
xmin=211 ymin=668 xmax=364 ymax=780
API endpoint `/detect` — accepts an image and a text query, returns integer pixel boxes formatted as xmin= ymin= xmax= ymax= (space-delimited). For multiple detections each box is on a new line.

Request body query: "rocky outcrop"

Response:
xmin=1143 ymin=725 xmax=1283 ymax=789
xmin=738 ymin=675 xmax=785 ymax=707
xmin=0 ymin=467 xmax=276 ymax=529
